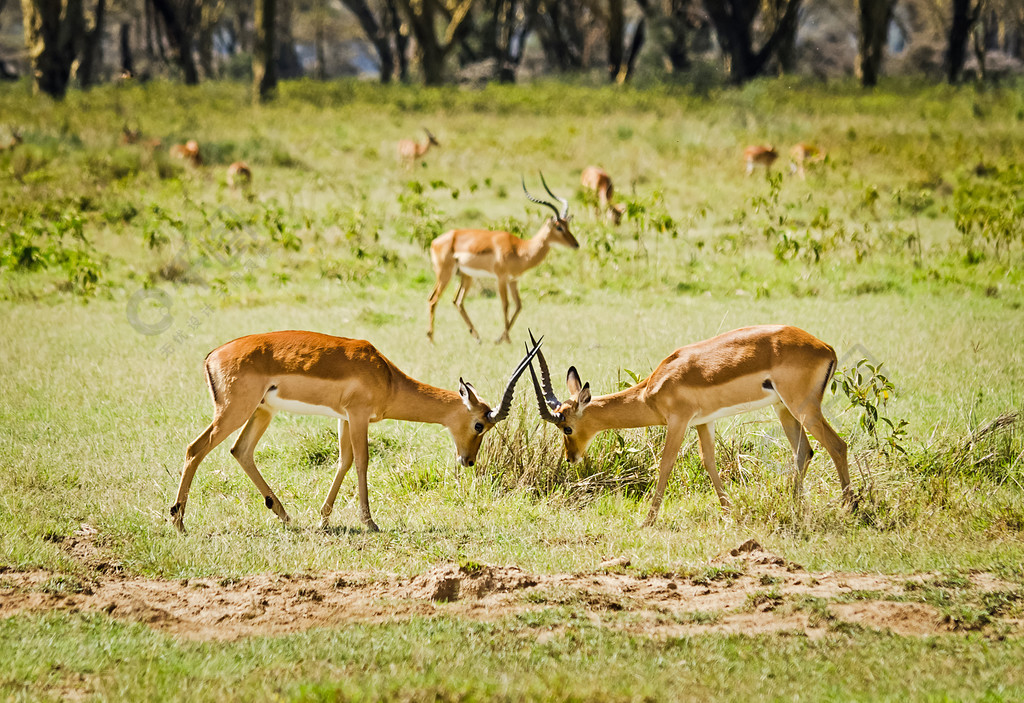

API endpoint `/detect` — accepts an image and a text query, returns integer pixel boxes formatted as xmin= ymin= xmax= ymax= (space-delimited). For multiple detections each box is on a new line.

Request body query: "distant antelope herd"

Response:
xmin=147 ymin=121 xmax=847 ymax=532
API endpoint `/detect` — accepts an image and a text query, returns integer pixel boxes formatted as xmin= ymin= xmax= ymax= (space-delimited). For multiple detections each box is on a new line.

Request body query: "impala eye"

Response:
xmin=563 ymin=427 xmax=573 ymax=436
xmin=475 ymin=422 xmax=484 ymax=433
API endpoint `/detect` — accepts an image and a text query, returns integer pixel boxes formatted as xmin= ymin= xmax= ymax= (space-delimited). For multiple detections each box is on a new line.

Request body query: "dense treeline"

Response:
xmin=2 ymin=0 xmax=1023 ymax=99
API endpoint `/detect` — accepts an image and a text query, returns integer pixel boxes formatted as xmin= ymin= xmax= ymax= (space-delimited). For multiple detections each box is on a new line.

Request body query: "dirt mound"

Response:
xmin=398 ymin=563 xmax=538 ymax=602
xmin=2 ymin=539 xmax=1020 ymax=642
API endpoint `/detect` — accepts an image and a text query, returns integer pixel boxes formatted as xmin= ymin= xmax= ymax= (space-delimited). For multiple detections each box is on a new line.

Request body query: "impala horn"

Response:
xmin=487 ymin=334 xmax=544 ymax=422
xmin=522 ymin=175 xmax=562 ymax=220
xmin=526 ymin=331 xmax=563 ymax=424
xmin=539 ymin=172 xmax=569 ymax=220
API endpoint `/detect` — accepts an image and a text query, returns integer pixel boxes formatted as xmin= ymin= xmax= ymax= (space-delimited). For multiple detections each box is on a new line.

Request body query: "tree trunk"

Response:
xmin=340 ymin=0 xmax=395 ymax=83
xmin=616 ymin=13 xmax=646 ymax=83
xmin=607 ymin=0 xmax=624 ymax=81
xmin=947 ymin=0 xmax=981 ymax=83
xmin=384 ymin=0 xmax=408 ymax=81
xmin=118 ymin=22 xmax=133 ymax=76
xmin=77 ymin=0 xmax=107 ymax=87
xmin=21 ymin=0 xmax=84 ymax=98
xmin=493 ymin=0 xmax=538 ymax=83
xmin=856 ymin=0 xmax=895 ymax=87
xmin=150 ymin=0 xmax=200 ymax=84
xmin=197 ymin=0 xmax=223 ymax=79
xmin=254 ymin=0 xmax=277 ymax=102
xmin=276 ymin=0 xmax=301 ymax=78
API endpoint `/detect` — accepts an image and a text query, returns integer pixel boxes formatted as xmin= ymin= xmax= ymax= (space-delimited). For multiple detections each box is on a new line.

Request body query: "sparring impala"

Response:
xmin=427 ymin=175 xmax=579 ymax=344
xmin=171 ymin=331 xmax=542 ymax=534
xmin=528 ymin=326 xmax=851 ymax=526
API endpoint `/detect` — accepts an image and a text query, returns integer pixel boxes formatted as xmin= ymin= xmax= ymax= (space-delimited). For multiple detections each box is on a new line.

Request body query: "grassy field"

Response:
xmin=1 ymin=78 xmax=1023 ymax=700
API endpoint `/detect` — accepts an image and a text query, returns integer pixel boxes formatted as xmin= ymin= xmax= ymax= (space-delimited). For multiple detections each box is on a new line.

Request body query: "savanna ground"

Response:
xmin=1 ymin=78 xmax=1023 ymax=700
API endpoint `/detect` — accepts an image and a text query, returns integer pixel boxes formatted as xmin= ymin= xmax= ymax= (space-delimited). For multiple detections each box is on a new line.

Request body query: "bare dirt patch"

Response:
xmin=1 ymin=537 xmax=1020 ymax=641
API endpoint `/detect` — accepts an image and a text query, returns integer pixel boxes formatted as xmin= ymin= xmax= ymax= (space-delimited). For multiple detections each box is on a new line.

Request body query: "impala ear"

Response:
xmin=459 ymin=378 xmax=483 ymax=409
xmin=566 ymin=366 xmax=583 ymax=396
xmin=577 ymin=382 xmax=591 ymax=407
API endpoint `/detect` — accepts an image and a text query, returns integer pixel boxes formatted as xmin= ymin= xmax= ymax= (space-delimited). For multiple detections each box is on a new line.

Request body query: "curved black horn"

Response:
xmin=539 ymin=172 xmax=569 ymax=220
xmin=528 ymin=357 xmax=563 ymax=424
xmin=487 ymin=335 xmax=544 ymax=422
xmin=529 ymin=329 xmax=561 ymax=410
xmin=522 ymin=176 xmax=561 ymax=219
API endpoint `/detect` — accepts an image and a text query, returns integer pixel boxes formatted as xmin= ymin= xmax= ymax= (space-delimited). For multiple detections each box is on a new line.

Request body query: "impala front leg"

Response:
xmin=696 ymin=422 xmax=731 ymax=510
xmin=348 ymin=414 xmax=380 ymax=532
xmin=643 ymin=418 xmax=688 ymax=527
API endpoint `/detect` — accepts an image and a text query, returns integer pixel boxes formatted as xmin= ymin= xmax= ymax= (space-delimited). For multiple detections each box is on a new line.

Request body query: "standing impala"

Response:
xmin=171 ymin=331 xmax=542 ymax=534
xmin=398 ymin=128 xmax=440 ymax=164
xmin=427 ymin=175 xmax=579 ymax=344
xmin=527 ymin=326 xmax=850 ymax=525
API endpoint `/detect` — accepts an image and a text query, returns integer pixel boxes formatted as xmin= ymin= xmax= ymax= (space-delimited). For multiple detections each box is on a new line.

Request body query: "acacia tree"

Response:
xmin=857 ymin=0 xmax=896 ymax=87
xmin=150 ymin=0 xmax=200 ymax=84
xmin=21 ymin=0 xmax=84 ymax=98
xmin=394 ymin=0 xmax=476 ymax=85
xmin=703 ymin=0 xmax=801 ymax=84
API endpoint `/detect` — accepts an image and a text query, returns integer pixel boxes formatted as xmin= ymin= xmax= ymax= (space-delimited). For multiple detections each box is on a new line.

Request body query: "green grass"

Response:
xmin=2 ymin=612 xmax=1024 ymax=702
xmin=1 ymin=78 xmax=1024 ymax=699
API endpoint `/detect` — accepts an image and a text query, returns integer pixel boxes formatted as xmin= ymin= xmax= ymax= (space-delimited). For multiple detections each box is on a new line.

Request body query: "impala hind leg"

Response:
xmin=427 ymin=263 xmax=454 ymax=342
xmin=229 ymin=406 xmax=291 ymax=525
xmin=453 ymin=274 xmax=481 ymax=341
xmin=643 ymin=419 xmax=689 ymax=527
xmin=172 ymin=401 xmax=258 ymax=533
xmin=775 ymin=404 xmax=814 ymax=500
xmin=494 ymin=278 xmax=520 ymax=344
xmin=799 ymin=409 xmax=851 ymax=504
xmin=347 ymin=414 xmax=379 ymax=532
xmin=696 ymin=423 xmax=731 ymax=510
xmin=320 ymin=419 xmax=354 ymax=529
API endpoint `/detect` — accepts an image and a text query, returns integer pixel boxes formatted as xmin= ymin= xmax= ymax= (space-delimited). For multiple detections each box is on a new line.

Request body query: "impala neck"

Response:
xmin=519 ymin=220 xmax=556 ymax=268
xmin=386 ymin=372 xmax=463 ymax=426
xmin=587 ymin=384 xmax=664 ymax=430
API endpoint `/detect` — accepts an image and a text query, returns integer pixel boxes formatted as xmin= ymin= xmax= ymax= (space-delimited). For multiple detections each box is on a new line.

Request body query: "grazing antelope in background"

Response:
xmin=580 ymin=166 xmax=626 ymax=225
xmin=427 ymin=175 xmax=579 ymax=344
xmin=528 ymin=326 xmax=851 ymax=526
xmin=0 ymin=128 xmax=22 ymax=152
xmin=169 ymin=139 xmax=203 ymax=167
xmin=227 ymin=161 xmax=253 ymax=190
xmin=171 ymin=331 xmax=543 ymax=534
xmin=744 ymin=145 xmax=778 ymax=176
xmin=398 ymin=128 xmax=440 ymax=164
xmin=790 ymin=143 xmax=825 ymax=179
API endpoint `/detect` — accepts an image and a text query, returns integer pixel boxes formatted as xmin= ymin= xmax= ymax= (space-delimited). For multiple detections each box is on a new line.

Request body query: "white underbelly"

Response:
xmin=454 ymin=263 xmax=500 ymax=280
xmin=692 ymin=391 xmax=780 ymax=425
xmin=263 ymin=388 xmax=348 ymax=420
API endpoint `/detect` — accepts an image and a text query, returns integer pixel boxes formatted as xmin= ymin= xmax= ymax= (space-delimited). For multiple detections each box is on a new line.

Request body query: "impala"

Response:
xmin=527 ymin=326 xmax=851 ymax=525
xmin=171 ymin=330 xmax=542 ymax=534
xmin=427 ymin=175 xmax=579 ymax=344
xmin=789 ymin=143 xmax=824 ymax=179
xmin=398 ymin=128 xmax=440 ymax=164
xmin=744 ymin=145 xmax=778 ymax=176
xmin=169 ymin=139 xmax=203 ymax=167
xmin=227 ymin=161 xmax=253 ymax=189
xmin=580 ymin=166 xmax=626 ymax=225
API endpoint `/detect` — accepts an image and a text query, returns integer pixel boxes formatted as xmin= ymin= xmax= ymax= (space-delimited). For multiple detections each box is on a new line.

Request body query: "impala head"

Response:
xmin=523 ymin=174 xmax=579 ymax=249
xmin=449 ymin=336 xmax=544 ymax=467
xmin=526 ymin=333 xmax=597 ymax=463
